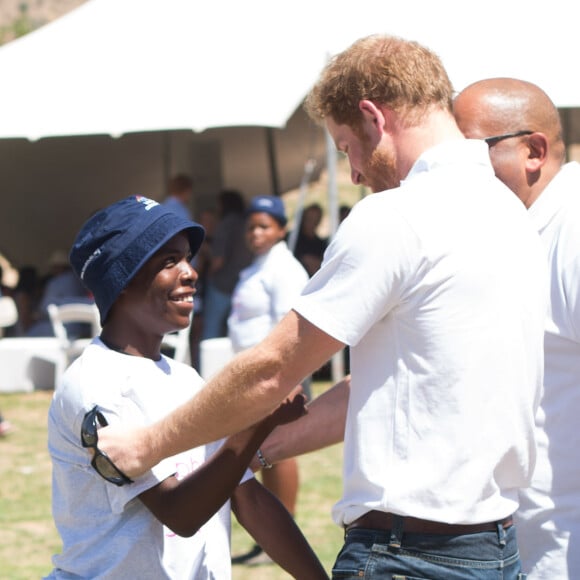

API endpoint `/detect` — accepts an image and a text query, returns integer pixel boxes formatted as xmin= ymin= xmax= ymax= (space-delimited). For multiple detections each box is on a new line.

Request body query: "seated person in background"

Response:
xmin=0 ymin=252 xmax=19 ymax=292
xmin=27 ymin=250 xmax=91 ymax=338
xmin=11 ymin=265 xmax=41 ymax=336
xmin=0 ymin=262 xmax=12 ymax=297
xmin=44 ymin=196 xmax=327 ymax=580
xmin=0 ymin=264 xmax=17 ymax=338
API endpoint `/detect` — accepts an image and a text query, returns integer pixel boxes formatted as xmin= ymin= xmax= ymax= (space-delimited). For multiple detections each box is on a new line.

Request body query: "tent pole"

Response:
xmin=162 ymin=131 xmax=172 ymax=197
xmin=325 ymin=127 xmax=345 ymax=383
xmin=326 ymin=127 xmax=339 ymax=240
xmin=560 ymin=107 xmax=571 ymax=161
xmin=287 ymin=158 xmax=316 ymax=254
xmin=266 ymin=127 xmax=280 ymax=196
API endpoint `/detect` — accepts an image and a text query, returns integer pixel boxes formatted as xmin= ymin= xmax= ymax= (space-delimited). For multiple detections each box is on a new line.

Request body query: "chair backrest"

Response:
xmin=47 ymin=302 xmax=101 ymax=344
xmin=0 ymin=296 xmax=18 ymax=329
xmin=199 ymin=337 xmax=234 ymax=380
xmin=161 ymin=326 xmax=191 ymax=365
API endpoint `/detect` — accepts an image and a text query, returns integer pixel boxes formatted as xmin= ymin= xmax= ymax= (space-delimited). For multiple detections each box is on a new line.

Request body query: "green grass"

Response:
xmin=0 ymin=390 xmax=60 ymax=579
xmin=0 ymin=383 xmax=344 ymax=579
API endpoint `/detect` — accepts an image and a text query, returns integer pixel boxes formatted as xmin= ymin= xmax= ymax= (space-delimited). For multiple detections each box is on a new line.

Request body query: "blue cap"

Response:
xmin=247 ymin=195 xmax=287 ymax=226
xmin=70 ymin=195 xmax=205 ymax=324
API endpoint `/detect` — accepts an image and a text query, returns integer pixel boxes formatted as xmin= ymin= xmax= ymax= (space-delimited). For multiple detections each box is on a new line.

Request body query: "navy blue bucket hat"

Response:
xmin=70 ymin=195 xmax=205 ymax=324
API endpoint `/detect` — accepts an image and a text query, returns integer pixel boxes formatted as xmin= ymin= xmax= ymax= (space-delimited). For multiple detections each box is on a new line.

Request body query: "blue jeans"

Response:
xmin=332 ymin=518 xmax=526 ymax=579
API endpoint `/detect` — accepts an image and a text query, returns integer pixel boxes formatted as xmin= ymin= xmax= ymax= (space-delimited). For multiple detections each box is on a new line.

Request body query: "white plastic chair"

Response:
xmin=198 ymin=337 xmax=234 ymax=380
xmin=161 ymin=326 xmax=191 ymax=365
xmin=47 ymin=302 xmax=101 ymax=384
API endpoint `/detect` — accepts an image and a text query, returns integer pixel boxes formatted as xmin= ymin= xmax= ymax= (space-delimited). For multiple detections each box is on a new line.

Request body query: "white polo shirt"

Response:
xmin=293 ymin=139 xmax=547 ymax=527
xmin=516 ymin=161 xmax=580 ymax=579
xmin=228 ymin=240 xmax=308 ymax=352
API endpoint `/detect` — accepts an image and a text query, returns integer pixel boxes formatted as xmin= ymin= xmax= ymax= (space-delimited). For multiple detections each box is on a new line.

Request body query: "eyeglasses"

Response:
xmin=483 ymin=130 xmax=533 ymax=147
xmin=81 ymin=406 xmax=133 ymax=486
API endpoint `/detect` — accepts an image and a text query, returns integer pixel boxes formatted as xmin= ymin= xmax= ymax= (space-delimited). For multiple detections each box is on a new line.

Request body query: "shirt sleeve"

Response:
xmin=97 ymin=401 xmax=179 ymax=513
xmin=269 ymin=260 xmax=309 ymax=323
xmin=293 ymin=197 xmax=421 ymax=346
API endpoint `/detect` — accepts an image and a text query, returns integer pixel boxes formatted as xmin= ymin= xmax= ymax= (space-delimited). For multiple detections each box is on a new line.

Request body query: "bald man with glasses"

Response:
xmin=454 ymin=78 xmax=580 ymax=580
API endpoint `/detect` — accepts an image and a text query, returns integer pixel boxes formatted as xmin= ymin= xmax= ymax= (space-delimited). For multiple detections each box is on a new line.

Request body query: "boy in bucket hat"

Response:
xmin=44 ymin=196 xmax=327 ymax=579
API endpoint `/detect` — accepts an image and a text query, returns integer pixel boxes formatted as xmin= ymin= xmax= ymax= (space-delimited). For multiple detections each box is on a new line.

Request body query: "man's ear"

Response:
xmin=359 ymin=99 xmax=388 ymax=135
xmin=525 ymin=132 xmax=549 ymax=173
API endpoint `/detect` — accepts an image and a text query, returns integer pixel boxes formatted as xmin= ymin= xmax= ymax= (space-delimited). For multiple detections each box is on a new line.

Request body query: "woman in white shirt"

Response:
xmin=228 ymin=195 xmax=309 ymax=564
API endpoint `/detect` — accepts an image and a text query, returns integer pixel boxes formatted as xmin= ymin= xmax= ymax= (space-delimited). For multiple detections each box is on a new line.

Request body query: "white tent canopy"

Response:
xmin=0 ymin=0 xmax=335 ymax=140
xmin=1 ymin=0 xmax=580 ymax=271
xmin=0 ymin=0 xmax=579 ymax=143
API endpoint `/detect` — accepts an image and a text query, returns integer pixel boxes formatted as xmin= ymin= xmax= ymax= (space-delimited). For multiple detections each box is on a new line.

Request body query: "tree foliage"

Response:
xmin=0 ymin=3 xmax=39 ymax=46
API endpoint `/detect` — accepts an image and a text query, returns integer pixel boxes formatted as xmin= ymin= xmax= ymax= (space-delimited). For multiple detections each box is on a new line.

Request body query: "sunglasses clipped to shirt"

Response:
xmin=81 ymin=406 xmax=134 ymax=486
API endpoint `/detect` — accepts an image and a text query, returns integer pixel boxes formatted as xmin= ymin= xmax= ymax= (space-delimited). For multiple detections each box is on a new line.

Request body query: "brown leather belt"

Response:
xmin=345 ymin=510 xmax=513 ymax=535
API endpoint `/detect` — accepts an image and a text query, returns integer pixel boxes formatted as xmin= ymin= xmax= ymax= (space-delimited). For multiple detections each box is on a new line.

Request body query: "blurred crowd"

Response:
xmin=0 ymin=175 xmax=347 ymax=374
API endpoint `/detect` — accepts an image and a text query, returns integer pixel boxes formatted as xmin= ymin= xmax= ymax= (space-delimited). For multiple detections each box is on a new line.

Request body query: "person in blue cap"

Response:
xmin=228 ymin=194 xmax=310 ymax=565
xmin=44 ymin=195 xmax=327 ymax=580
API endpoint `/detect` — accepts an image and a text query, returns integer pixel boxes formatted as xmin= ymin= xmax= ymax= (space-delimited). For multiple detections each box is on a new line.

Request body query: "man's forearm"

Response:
xmin=146 ymin=314 xmax=343 ymax=466
xmin=147 ymin=345 xmax=295 ymax=467
xmin=98 ymin=311 xmax=344 ymax=477
xmin=96 ymin=345 xmax=295 ymax=477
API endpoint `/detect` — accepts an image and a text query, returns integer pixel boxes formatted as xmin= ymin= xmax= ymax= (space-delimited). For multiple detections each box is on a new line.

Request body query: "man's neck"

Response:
xmin=525 ymin=160 xmax=564 ymax=209
xmin=100 ymin=325 xmax=162 ymax=361
xmin=394 ymin=109 xmax=465 ymax=180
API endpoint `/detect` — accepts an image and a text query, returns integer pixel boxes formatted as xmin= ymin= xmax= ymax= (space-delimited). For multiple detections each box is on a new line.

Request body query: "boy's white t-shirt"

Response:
xmin=46 ymin=338 xmax=250 ymax=579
